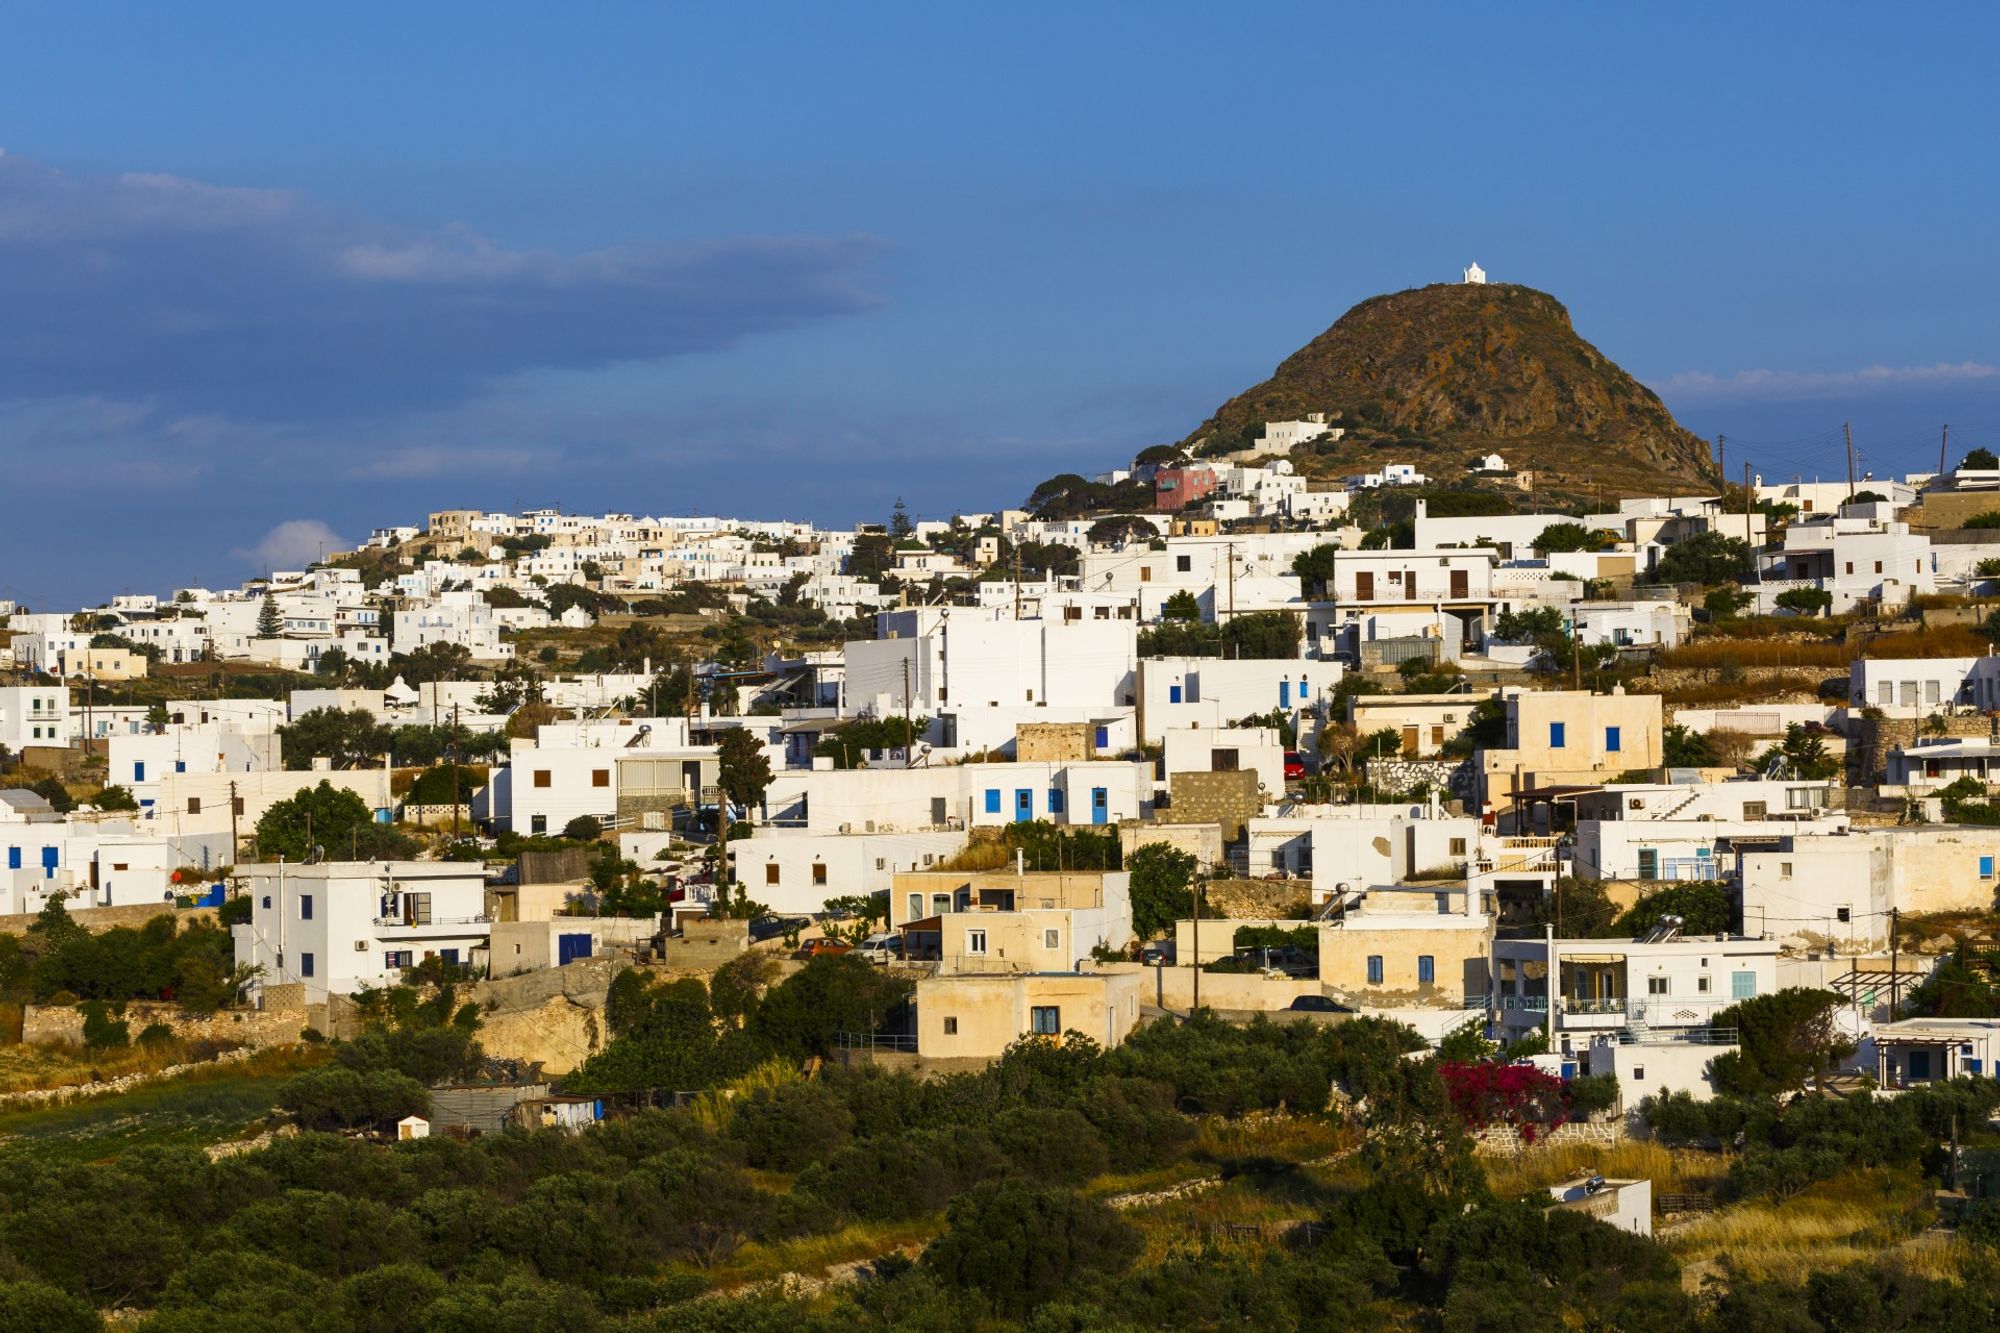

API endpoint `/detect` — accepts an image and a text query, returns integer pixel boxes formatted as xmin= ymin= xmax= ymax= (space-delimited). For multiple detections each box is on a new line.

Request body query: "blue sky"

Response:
xmin=2 ymin=4 xmax=1996 ymax=607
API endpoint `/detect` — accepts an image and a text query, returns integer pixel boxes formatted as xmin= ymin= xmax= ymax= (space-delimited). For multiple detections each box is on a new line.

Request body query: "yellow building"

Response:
xmin=60 ymin=647 xmax=148 ymax=681
xmin=916 ymin=970 xmax=1143 ymax=1058
xmin=1480 ymin=686 xmax=1662 ymax=817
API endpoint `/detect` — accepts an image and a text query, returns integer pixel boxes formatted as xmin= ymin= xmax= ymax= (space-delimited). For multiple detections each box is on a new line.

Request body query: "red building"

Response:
xmin=1154 ymin=465 xmax=1218 ymax=511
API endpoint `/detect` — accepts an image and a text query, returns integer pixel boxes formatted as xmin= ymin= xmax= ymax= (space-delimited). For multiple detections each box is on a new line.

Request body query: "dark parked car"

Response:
xmin=1287 ymin=994 xmax=1345 ymax=1013
xmin=1139 ymin=940 xmax=1177 ymax=966
xmin=748 ymin=914 xmax=811 ymax=943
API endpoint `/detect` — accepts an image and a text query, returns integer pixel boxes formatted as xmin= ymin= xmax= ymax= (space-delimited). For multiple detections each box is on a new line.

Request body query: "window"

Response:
xmin=531 ymin=815 xmax=547 ymax=834
xmin=1637 ymin=848 xmax=1658 ymax=879
xmin=386 ymin=951 xmax=412 ymax=969
xmin=1211 ymin=748 xmax=1239 ymax=771
xmin=261 ymin=895 xmax=271 ymax=909
xmin=1844 ymin=561 xmax=1854 ymax=575
xmin=765 ymin=864 xmax=780 ymax=886
xmin=300 ymin=952 xmax=315 ymax=978
xmin=1449 ymin=837 xmax=1467 ymax=856
xmin=1044 ymin=929 xmax=1061 ymax=948
xmin=1731 ymin=971 xmax=1757 ymax=999
xmin=1095 ymin=726 xmax=1109 ymax=749
xmin=133 ymin=761 xmax=145 ymax=782
xmin=1983 ymin=856 xmax=1995 ymax=880
xmin=984 ymin=789 xmax=1001 ymax=814
xmin=812 ymin=863 xmax=827 ymax=886
xmin=592 ymin=769 xmax=609 ymax=787
xmin=1176 ymin=555 xmax=1191 ymax=572
xmin=187 ymin=797 xmax=201 ymax=814
xmin=1030 ymin=1006 xmax=1061 ymax=1035
xmin=1549 ymin=722 xmax=1566 ymax=748
xmin=1648 ymin=976 xmax=1670 ymax=995
xmin=1875 ymin=560 xmax=1883 ymax=574
xmin=931 ymin=892 xmax=953 ymax=916
xmin=1742 ymin=800 xmax=1768 ymax=820
xmin=405 ymin=892 xmax=432 ymax=926
xmin=1837 ymin=906 xmax=1851 ymax=923
xmin=907 ymin=893 xmax=923 ymax=920
xmin=875 ymin=858 xmax=886 ymax=871
xmin=1139 ymin=567 xmax=1151 ymax=582
xmin=1417 ymin=955 xmax=1435 ymax=984
xmin=1632 ymin=1066 xmax=1645 ymax=1081
xmin=174 ymin=760 xmax=186 ymax=774
xmin=1048 ymin=787 xmax=1065 ymax=815
xmin=1698 ymin=975 xmax=1711 ymax=992
xmin=4 ymin=849 xmax=16 ymax=870
xmin=943 ymin=1017 xmax=958 ymax=1035
xmin=533 ymin=769 xmax=551 ymax=788
xmin=1605 ymin=726 xmax=1621 ymax=752
xmin=440 ymin=949 xmax=459 ymax=965
xmin=1366 ymin=955 xmax=1384 ymax=984
xmin=300 ymin=894 xmax=313 ymax=921
xmin=967 ymin=930 xmax=988 ymax=955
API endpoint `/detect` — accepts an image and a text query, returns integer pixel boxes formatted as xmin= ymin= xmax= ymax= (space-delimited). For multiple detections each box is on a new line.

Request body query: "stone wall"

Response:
xmin=1363 ymin=756 xmax=1474 ymax=802
xmin=1160 ymin=770 xmax=1261 ymax=841
xmin=22 ymin=1001 xmax=306 ymax=1048
xmin=0 ymin=903 xmax=217 ymax=938
xmin=668 ymin=918 xmax=749 ymax=970
xmin=1472 ymin=1118 xmax=1626 ymax=1156
xmin=1847 ymin=713 xmax=1994 ymax=782
xmin=1014 ymin=722 xmax=1093 ymax=763
xmin=519 ymin=848 xmax=591 ymax=885
xmin=1120 ymin=821 xmax=1224 ymax=869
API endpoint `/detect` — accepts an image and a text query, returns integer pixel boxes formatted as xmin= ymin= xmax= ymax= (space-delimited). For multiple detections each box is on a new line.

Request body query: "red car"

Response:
xmin=1284 ymin=751 xmax=1306 ymax=781
xmin=792 ymin=939 xmax=853 ymax=961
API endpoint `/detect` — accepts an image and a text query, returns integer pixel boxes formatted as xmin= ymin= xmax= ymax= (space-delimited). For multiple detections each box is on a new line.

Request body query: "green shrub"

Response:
xmin=80 ymin=1000 xmax=130 ymax=1050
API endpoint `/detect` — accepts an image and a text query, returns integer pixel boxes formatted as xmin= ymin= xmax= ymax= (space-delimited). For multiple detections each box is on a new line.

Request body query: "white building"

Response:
xmin=0 ymin=686 xmax=71 ymax=751
xmin=235 ymin=860 xmax=491 ymax=1003
xmin=1492 ymin=932 xmax=1781 ymax=1055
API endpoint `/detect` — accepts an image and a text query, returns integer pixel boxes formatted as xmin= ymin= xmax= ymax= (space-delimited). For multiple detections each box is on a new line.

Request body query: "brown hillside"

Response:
xmin=1183 ymin=284 xmax=1717 ymax=498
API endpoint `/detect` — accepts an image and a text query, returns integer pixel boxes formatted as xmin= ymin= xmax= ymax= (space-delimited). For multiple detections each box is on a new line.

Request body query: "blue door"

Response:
xmin=41 ymin=847 xmax=59 ymax=878
xmin=1279 ymin=680 xmax=1291 ymax=708
xmin=133 ymin=761 xmax=145 ymax=782
xmin=1090 ymin=788 xmax=1108 ymax=824
xmin=1014 ymin=789 xmax=1033 ymax=822
xmin=558 ymin=932 xmax=594 ymax=965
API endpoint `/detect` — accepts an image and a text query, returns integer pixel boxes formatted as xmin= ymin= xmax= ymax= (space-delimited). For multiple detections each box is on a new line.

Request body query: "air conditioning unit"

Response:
xmin=353 ymin=940 xmax=369 ymax=951
xmin=839 ymin=822 xmax=853 ymax=834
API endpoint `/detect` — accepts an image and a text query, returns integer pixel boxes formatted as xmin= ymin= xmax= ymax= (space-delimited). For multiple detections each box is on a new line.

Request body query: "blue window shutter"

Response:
xmin=6 ymin=848 xmax=18 ymax=870
xmin=984 ymin=789 xmax=1001 ymax=814
xmin=1169 ymin=684 xmax=1182 ymax=704
xmin=1279 ymin=680 xmax=1290 ymax=708
xmin=134 ymin=761 xmax=145 ymax=782
xmin=1983 ymin=856 xmax=1994 ymax=878
xmin=1606 ymin=726 xmax=1621 ymax=752
xmin=1418 ymin=955 xmax=1435 ymax=984
xmin=1095 ymin=726 xmax=1109 ymax=749
xmin=175 ymin=760 xmax=186 ymax=773
xmin=1731 ymin=971 xmax=1756 ymax=999
xmin=300 ymin=952 xmax=315 ymax=978
xmin=1367 ymin=956 xmax=1384 ymax=984
xmin=1549 ymin=722 xmax=1565 ymax=748
xmin=1048 ymin=788 xmax=1065 ymax=814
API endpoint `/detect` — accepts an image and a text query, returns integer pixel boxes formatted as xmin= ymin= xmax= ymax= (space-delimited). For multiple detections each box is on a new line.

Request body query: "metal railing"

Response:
xmin=373 ymin=914 xmax=491 ymax=929
xmin=1563 ymin=997 xmax=1628 ymax=1016
xmin=834 ymin=1032 xmax=918 ymax=1053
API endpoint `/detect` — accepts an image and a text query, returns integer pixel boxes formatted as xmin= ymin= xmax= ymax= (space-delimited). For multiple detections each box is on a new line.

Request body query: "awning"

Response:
xmin=1559 ymin=954 xmax=1626 ymax=964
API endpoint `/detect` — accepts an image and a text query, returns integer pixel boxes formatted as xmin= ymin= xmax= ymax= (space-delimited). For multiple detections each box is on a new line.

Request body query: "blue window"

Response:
xmin=1169 ymin=684 xmax=1183 ymax=704
xmin=385 ymin=951 xmax=412 ymax=970
xmin=1972 ymin=1059 xmax=1986 ymax=1075
xmin=1047 ymin=788 xmax=1065 ymax=815
xmin=984 ymin=789 xmax=1001 ymax=814
xmin=5 ymin=848 xmax=17 ymax=870
xmin=1367 ymin=955 xmax=1384 ymax=985
xmin=1731 ymin=971 xmax=1757 ymax=1000
xmin=174 ymin=760 xmax=186 ymax=773
xmin=1095 ymin=726 xmax=1109 ymax=749
xmin=300 ymin=952 xmax=315 ymax=979
xmin=1549 ymin=722 xmax=1566 ymax=749
xmin=41 ymin=847 xmax=58 ymax=875
xmin=1030 ymin=1005 xmax=1061 ymax=1035
xmin=299 ymin=894 xmax=313 ymax=921
xmin=1605 ymin=726 xmax=1621 ymax=752
xmin=441 ymin=948 xmax=459 ymax=965
xmin=1417 ymin=955 xmax=1435 ymax=984
xmin=1982 ymin=856 xmax=1995 ymax=879
xmin=1279 ymin=680 xmax=1291 ymax=708
xmin=133 ymin=761 xmax=145 ymax=782
xmin=1014 ymin=789 xmax=1033 ymax=821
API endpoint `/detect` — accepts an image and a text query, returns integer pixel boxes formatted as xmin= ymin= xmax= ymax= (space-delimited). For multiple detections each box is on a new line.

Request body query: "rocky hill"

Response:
xmin=1182 ymin=283 xmax=1717 ymax=498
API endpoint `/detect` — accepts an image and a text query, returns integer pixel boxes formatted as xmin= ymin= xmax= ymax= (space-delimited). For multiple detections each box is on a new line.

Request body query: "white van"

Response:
xmin=855 ymin=932 xmax=903 ymax=965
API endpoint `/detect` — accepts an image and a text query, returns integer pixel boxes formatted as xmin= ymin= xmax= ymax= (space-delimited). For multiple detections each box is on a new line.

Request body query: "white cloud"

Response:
xmin=1656 ymin=361 xmax=2000 ymax=403
xmin=233 ymin=519 xmax=348 ymax=573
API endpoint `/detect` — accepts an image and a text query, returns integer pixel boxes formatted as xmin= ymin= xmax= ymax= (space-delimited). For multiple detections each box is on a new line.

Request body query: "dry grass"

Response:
xmin=683 ymin=1059 xmax=804 ymax=1136
xmin=1661 ymin=640 xmax=1852 ymax=669
xmin=1189 ymin=1113 xmax=1356 ymax=1166
xmin=692 ymin=1215 xmax=939 ymax=1288
xmin=1657 ymin=674 xmax=1831 ymax=707
xmin=1861 ymin=625 xmax=1996 ymax=657
xmin=1483 ymin=1138 xmax=1729 ymax=1199
xmin=0 ymin=1038 xmax=228 ymax=1094
xmin=1668 ymin=1168 xmax=1959 ymax=1284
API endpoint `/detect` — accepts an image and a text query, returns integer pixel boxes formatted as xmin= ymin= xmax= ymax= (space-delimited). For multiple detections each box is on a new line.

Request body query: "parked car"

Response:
xmin=1139 ymin=940 xmax=1177 ymax=966
xmin=748 ymin=914 xmax=811 ymax=944
xmin=793 ymin=938 xmax=853 ymax=960
xmin=1284 ymin=751 xmax=1306 ymax=781
xmin=855 ymin=932 xmax=904 ymax=964
xmin=1287 ymin=994 xmax=1346 ymax=1013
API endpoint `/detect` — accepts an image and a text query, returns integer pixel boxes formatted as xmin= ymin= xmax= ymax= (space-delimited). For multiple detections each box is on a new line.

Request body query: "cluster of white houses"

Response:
xmin=15 ymin=447 xmax=2000 ymax=1095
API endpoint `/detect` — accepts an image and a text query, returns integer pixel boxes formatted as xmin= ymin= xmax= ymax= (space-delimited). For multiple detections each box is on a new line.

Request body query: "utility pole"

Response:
xmin=1225 ymin=542 xmax=1237 ymax=624
xmin=1571 ymin=612 xmax=1582 ymax=692
xmin=1190 ymin=864 xmax=1202 ymax=1017
xmin=1844 ymin=422 xmax=1856 ymax=503
xmin=228 ymin=779 xmax=240 ymax=865
xmin=1716 ymin=434 xmax=1725 ymax=487
xmin=450 ymin=702 xmax=462 ymax=840
xmin=1889 ymin=906 xmax=1900 ymax=1018
xmin=1941 ymin=423 xmax=1950 ymax=477
xmin=1743 ymin=462 xmax=1753 ymax=551
xmin=1012 ymin=545 xmax=1022 ymax=621
xmin=900 ymin=658 xmax=913 ymax=767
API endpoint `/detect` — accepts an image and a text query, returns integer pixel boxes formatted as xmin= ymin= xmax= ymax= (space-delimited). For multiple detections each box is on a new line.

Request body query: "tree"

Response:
xmin=750 ymin=954 xmax=911 ymax=1061
xmin=1159 ymin=590 xmax=1202 ymax=622
xmin=277 ymin=1067 xmax=430 ymax=1132
xmin=1707 ymin=988 xmax=1853 ymax=1095
xmin=1085 ymin=514 xmax=1153 ymax=545
xmin=254 ymin=780 xmax=403 ymax=861
xmin=280 ymin=707 xmax=388 ymax=769
xmin=1532 ymin=522 xmax=1602 ymax=553
xmin=1703 ymin=586 xmax=1752 ymax=619
xmin=1291 ymin=544 xmax=1339 ymax=598
xmin=1661 ymin=724 xmax=1713 ymax=768
xmin=314 ymin=646 xmax=350 ymax=680
xmin=561 ymin=815 xmax=604 ymax=842
xmin=92 ymin=784 xmax=139 ymax=812
xmin=1220 ymin=610 xmax=1300 ymax=660
xmin=1490 ymin=606 xmax=1563 ymax=642
xmin=257 ymin=593 xmax=282 ymax=638
xmin=1654 ymin=531 xmax=1753 ymax=585
xmin=1615 ymin=881 xmax=1733 ymax=936
xmin=920 ymin=1180 xmax=1140 ymax=1315
xmin=1965 ymin=447 xmax=1999 ymax=471
xmin=1126 ymin=843 xmax=1196 ymax=940
xmin=29 ymin=777 xmax=74 ymax=814
xmin=1774 ymin=587 xmax=1833 ymax=617
xmin=889 ymin=497 xmax=914 ymax=539
xmin=716 ymin=729 xmax=773 ymax=821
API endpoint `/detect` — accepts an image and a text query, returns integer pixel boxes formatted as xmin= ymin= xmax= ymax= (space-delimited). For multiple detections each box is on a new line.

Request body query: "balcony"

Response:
xmin=372 ymin=914 xmax=491 ymax=935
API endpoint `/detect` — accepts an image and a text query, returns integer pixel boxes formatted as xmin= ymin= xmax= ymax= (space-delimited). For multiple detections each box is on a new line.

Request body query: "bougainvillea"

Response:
xmin=1439 ymin=1060 xmax=1570 ymax=1143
